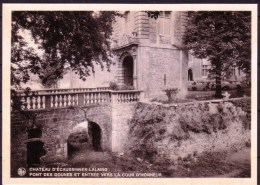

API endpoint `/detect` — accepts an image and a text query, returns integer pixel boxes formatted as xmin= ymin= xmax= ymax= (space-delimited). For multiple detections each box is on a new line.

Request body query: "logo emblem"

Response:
xmin=17 ymin=167 xmax=26 ymax=176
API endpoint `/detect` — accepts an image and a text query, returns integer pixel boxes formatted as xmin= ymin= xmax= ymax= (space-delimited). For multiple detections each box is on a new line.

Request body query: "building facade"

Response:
xmin=111 ymin=11 xmax=189 ymax=99
xmin=188 ymin=54 xmax=245 ymax=82
xmin=27 ymin=11 xmax=189 ymax=99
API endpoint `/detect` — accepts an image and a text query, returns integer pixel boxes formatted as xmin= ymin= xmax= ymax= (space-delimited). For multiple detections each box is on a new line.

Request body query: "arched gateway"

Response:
xmin=122 ymin=55 xmax=134 ymax=86
xmin=67 ymin=121 xmax=103 ymax=159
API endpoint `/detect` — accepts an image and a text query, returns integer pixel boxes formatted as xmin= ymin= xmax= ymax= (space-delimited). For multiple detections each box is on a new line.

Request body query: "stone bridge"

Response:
xmin=11 ymin=88 xmax=143 ymax=167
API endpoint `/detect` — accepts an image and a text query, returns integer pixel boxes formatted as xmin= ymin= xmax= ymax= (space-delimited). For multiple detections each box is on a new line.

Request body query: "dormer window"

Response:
xmin=159 ymin=11 xmax=171 ymax=35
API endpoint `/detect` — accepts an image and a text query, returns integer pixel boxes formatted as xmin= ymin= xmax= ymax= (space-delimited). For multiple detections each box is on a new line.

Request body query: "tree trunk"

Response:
xmin=215 ymin=62 xmax=222 ymax=98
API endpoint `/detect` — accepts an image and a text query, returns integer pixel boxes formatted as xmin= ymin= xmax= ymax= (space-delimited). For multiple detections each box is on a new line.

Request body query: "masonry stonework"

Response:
xmin=144 ymin=48 xmax=183 ymax=98
xmin=111 ymin=103 xmax=136 ymax=153
xmin=112 ymin=11 xmax=189 ymax=99
xmin=11 ymin=96 xmax=250 ymax=177
xmin=11 ymin=105 xmax=113 ymax=172
xmin=11 ymin=100 xmax=139 ymax=173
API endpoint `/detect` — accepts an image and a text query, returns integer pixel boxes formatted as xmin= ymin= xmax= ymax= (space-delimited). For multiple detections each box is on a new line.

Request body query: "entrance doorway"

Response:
xmin=122 ymin=56 xmax=134 ymax=86
xmin=67 ymin=121 xmax=102 ymax=159
xmin=88 ymin=122 xmax=102 ymax=151
xmin=188 ymin=68 xmax=193 ymax=81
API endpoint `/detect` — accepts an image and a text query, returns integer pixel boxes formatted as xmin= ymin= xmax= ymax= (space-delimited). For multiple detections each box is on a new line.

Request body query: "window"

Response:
xmin=159 ymin=11 xmax=171 ymax=35
xmin=202 ymin=65 xmax=208 ymax=77
xmin=188 ymin=69 xmax=193 ymax=81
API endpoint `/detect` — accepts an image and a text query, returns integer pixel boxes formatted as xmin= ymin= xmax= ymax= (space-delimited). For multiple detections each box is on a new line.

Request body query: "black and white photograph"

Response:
xmin=2 ymin=4 xmax=257 ymax=185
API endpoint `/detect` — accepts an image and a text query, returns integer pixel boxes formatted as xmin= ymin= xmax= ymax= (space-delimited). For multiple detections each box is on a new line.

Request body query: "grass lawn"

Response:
xmin=151 ymin=88 xmax=251 ymax=104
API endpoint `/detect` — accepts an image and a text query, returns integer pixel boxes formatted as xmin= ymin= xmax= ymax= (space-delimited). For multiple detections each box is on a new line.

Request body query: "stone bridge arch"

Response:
xmin=28 ymin=105 xmax=113 ymax=161
xmin=11 ymin=100 xmax=138 ymax=169
xmin=57 ymin=109 xmax=112 ymax=159
xmin=66 ymin=121 xmax=103 ymax=159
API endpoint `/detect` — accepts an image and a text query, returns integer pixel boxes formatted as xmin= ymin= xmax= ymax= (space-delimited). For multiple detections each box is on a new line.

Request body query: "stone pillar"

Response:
xmin=115 ymin=54 xmax=123 ymax=86
xmin=139 ymin=91 xmax=145 ymax=102
xmin=45 ymin=95 xmax=52 ymax=109
xmin=133 ymin=54 xmax=138 ymax=89
xmin=78 ymin=93 xmax=84 ymax=106
xmin=111 ymin=92 xmax=118 ymax=105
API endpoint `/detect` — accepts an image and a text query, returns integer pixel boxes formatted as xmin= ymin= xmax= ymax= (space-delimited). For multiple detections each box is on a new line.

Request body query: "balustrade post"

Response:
xmin=78 ymin=93 xmax=84 ymax=106
xmin=45 ymin=95 xmax=52 ymax=109
xmin=111 ymin=91 xmax=118 ymax=105
xmin=18 ymin=89 xmax=122 ymax=110
xmin=133 ymin=54 xmax=138 ymax=89
xmin=139 ymin=91 xmax=144 ymax=102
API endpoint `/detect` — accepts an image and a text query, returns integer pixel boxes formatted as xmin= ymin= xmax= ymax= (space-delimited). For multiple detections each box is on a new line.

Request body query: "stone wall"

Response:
xmin=11 ymin=101 xmax=138 ymax=176
xmin=11 ymin=97 xmax=250 ymax=176
xmin=11 ymin=114 xmax=28 ymax=176
xmin=113 ymin=11 xmax=189 ymax=100
xmin=134 ymin=11 xmax=149 ymax=39
xmin=111 ymin=103 xmax=137 ymax=153
xmin=181 ymin=50 xmax=189 ymax=97
xmin=140 ymin=11 xmax=188 ymax=99
xmin=141 ymin=47 xmax=185 ymax=99
xmin=126 ymin=98 xmax=251 ymax=162
xmin=11 ymin=104 xmax=112 ymax=175
xmin=189 ymin=56 xmax=203 ymax=80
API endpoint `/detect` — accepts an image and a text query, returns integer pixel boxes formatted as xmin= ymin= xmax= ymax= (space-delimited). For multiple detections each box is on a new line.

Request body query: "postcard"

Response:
xmin=2 ymin=3 xmax=257 ymax=185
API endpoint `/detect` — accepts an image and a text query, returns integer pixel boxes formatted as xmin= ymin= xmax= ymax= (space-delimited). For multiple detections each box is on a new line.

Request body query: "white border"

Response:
xmin=2 ymin=4 xmax=258 ymax=185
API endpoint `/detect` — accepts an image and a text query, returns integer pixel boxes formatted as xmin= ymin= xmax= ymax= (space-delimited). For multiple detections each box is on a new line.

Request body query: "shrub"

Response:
xmin=109 ymin=81 xmax=134 ymax=91
xmin=163 ymin=87 xmax=180 ymax=103
xmin=119 ymin=84 xmax=134 ymax=90
xmin=109 ymin=81 xmax=119 ymax=90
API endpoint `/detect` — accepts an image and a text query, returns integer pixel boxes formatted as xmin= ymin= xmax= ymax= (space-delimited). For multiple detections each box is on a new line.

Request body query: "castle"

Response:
xmin=110 ymin=11 xmax=189 ymax=99
xmin=23 ymin=11 xmax=245 ymax=97
xmin=55 ymin=11 xmax=189 ymax=99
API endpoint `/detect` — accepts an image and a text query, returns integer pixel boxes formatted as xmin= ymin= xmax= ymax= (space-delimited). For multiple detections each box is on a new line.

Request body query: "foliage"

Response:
xmin=184 ymin=11 xmax=251 ymax=98
xmin=162 ymin=87 xmax=180 ymax=103
xmin=109 ymin=81 xmax=134 ymax=91
xmin=229 ymin=97 xmax=251 ymax=129
xmin=11 ymin=88 xmax=30 ymax=114
xmin=11 ymin=87 xmax=44 ymax=121
xmin=145 ymin=11 xmax=161 ymax=19
xmin=11 ymin=11 xmax=160 ymax=89
xmin=12 ymin=11 xmax=120 ymax=88
xmin=127 ymin=99 xmax=250 ymax=161
xmin=109 ymin=81 xmax=119 ymax=90
xmin=38 ymin=61 xmax=65 ymax=88
xmin=120 ymin=84 xmax=134 ymax=90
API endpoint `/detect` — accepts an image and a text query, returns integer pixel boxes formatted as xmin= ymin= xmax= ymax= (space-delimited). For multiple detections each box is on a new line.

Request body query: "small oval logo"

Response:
xmin=17 ymin=167 xmax=26 ymax=176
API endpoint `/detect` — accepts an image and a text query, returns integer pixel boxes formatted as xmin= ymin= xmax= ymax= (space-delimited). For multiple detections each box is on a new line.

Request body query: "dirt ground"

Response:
xmin=215 ymin=147 xmax=251 ymax=177
xmin=59 ymin=146 xmax=250 ymax=178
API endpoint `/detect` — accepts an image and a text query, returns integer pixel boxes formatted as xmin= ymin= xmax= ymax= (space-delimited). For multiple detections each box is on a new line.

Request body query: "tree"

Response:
xmin=38 ymin=61 xmax=66 ymax=88
xmin=11 ymin=11 xmax=119 ymax=88
xmin=12 ymin=11 xmax=164 ymax=89
xmin=146 ymin=11 xmax=161 ymax=19
xmin=184 ymin=11 xmax=251 ymax=98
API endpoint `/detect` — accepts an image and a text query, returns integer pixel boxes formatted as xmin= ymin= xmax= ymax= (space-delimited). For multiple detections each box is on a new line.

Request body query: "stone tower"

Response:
xmin=112 ymin=11 xmax=188 ymax=99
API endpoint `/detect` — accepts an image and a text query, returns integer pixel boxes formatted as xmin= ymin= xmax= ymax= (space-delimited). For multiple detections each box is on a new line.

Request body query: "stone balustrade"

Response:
xmin=14 ymin=90 xmax=142 ymax=111
xmin=111 ymin=90 xmax=142 ymax=103
xmin=17 ymin=87 xmax=111 ymax=95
